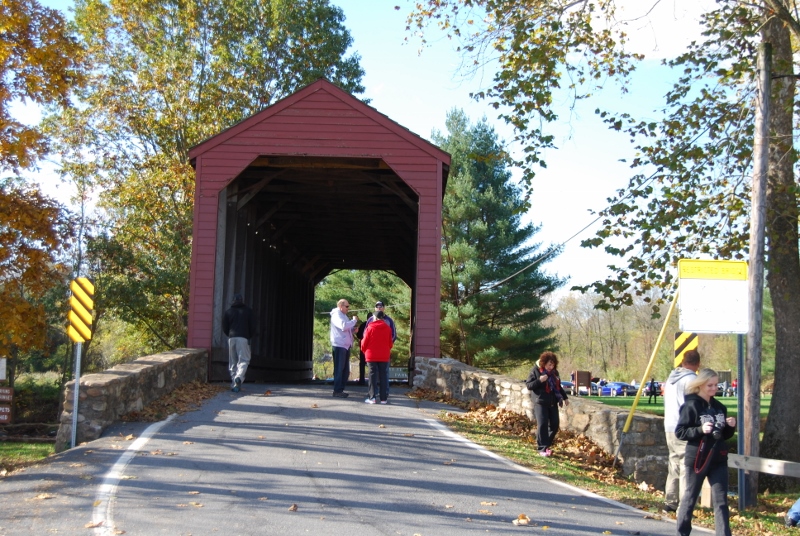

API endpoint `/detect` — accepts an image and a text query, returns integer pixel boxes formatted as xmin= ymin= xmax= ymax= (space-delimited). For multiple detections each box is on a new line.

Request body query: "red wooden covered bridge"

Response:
xmin=187 ymin=79 xmax=451 ymax=382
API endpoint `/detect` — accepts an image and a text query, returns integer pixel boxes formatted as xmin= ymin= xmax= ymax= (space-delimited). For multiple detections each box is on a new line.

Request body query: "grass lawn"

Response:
xmin=580 ymin=394 xmax=772 ymax=420
xmin=0 ymin=442 xmax=54 ymax=473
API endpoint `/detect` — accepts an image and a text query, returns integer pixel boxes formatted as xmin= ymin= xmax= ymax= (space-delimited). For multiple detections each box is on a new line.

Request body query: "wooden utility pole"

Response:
xmin=744 ymin=42 xmax=770 ymax=508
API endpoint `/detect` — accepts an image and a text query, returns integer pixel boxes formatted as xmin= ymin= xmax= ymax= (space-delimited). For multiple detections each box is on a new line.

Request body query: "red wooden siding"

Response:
xmin=188 ymin=79 xmax=448 ymax=361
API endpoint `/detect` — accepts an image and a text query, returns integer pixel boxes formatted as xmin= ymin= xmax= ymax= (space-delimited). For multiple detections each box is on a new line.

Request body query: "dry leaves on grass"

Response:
xmin=121 ymin=381 xmax=227 ymax=422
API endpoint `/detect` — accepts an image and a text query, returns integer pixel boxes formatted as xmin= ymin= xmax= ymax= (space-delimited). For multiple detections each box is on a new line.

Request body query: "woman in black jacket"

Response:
xmin=525 ymin=351 xmax=569 ymax=457
xmin=675 ymin=368 xmax=736 ymax=536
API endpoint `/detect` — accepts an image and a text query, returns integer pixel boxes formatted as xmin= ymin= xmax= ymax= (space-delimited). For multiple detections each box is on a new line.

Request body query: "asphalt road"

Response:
xmin=1 ymin=383 xmax=691 ymax=536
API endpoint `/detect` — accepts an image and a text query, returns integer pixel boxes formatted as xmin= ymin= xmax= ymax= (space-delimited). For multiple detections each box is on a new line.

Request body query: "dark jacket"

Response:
xmin=222 ymin=303 xmax=256 ymax=339
xmin=675 ymin=393 xmax=735 ymax=468
xmin=525 ymin=366 xmax=568 ymax=407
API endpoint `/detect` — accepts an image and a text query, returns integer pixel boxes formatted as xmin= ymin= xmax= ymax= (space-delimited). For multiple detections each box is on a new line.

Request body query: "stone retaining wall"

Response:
xmin=413 ymin=356 xmax=668 ymax=488
xmin=55 ymin=348 xmax=207 ymax=452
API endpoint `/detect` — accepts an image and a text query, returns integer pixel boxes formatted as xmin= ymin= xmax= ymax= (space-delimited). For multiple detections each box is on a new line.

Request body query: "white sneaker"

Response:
xmin=364 ymin=398 xmax=376 ymax=404
xmin=380 ymin=400 xmax=388 ymax=404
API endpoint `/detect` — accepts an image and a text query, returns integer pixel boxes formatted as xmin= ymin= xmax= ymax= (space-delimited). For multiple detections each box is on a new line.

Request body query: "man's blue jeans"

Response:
xmin=332 ymin=346 xmax=350 ymax=393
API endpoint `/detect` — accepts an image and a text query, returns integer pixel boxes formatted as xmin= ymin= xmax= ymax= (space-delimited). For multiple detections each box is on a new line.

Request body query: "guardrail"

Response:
xmin=727 ymin=454 xmax=800 ymax=478
xmin=701 ymin=454 xmax=800 ymax=507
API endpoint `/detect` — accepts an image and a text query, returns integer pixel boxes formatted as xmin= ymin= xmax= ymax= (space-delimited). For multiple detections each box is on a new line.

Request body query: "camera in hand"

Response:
xmin=701 ymin=413 xmax=726 ymax=440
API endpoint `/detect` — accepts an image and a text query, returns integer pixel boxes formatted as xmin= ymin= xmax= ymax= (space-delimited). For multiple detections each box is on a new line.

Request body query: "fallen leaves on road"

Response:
xmin=512 ymin=514 xmax=531 ymax=526
xmin=264 ymin=390 xmax=272 ymax=396
xmin=188 ymin=491 xmax=200 ymax=495
xmin=480 ymin=501 xmax=497 ymax=506
xmin=85 ymin=521 xmax=103 ymax=528
xmin=288 ymin=504 xmax=298 ymax=511
xmin=378 ymin=424 xmax=386 ymax=428
xmin=33 ymin=493 xmax=55 ymax=500
xmin=121 ymin=381 xmax=227 ymax=422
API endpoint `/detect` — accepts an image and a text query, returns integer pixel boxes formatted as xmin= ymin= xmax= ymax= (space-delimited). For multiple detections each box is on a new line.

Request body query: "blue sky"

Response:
xmin=21 ymin=0 xmax=712 ymax=293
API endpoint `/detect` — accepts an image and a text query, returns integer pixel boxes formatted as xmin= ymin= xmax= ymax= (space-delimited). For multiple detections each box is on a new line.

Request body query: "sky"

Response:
xmin=19 ymin=0 xmax=714 ymax=294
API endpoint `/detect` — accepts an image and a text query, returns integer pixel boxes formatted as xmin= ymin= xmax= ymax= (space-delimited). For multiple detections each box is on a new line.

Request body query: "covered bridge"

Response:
xmin=187 ymin=79 xmax=451 ymax=382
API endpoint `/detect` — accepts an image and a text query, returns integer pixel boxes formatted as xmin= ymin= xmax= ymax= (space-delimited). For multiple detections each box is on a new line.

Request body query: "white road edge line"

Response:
xmin=422 ymin=418 xmax=707 ymax=532
xmin=92 ymin=414 xmax=177 ymax=535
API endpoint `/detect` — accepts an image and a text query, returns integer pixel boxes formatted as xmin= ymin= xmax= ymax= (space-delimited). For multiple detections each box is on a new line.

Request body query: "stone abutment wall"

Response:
xmin=55 ymin=348 xmax=207 ymax=452
xmin=413 ymin=356 xmax=668 ymax=488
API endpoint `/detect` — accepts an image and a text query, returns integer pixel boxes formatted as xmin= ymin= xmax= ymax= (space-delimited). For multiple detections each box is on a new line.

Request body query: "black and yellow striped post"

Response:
xmin=674 ymin=331 xmax=699 ymax=368
xmin=67 ymin=277 xmax=94 ymax=448
xmin=68 ymin=277 xmax=95 ymax=343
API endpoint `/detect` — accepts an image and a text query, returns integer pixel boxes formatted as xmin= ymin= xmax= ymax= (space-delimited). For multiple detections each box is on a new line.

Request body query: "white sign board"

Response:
xmin=678 ymin=259 xmax=749 ymax=334
xmin=0 ymin=358 xmax=5 ymax=381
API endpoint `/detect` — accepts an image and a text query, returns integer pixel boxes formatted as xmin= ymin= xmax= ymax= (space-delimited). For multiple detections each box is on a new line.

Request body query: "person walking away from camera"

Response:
xmin=525 ymin=351 xmax=570 ymax=457
xmin=222 ymin=294 xmax=256 ymax=393
xmin=675 ymin=368 xmax=736 ymax=536
xmin=330 ymin=299 xmax=359 ymax=398
xmin=663 ymin=349 xmax=701 ymax=514
xmin=786 ymin=496 xmax=800 ymax=528
xmin=361 ymin=310 xmax=393 ymax=404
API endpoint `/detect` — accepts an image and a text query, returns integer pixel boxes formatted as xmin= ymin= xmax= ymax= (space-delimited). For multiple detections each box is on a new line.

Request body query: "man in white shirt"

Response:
xmin=329 ymin=299 xmax=358 ymax=398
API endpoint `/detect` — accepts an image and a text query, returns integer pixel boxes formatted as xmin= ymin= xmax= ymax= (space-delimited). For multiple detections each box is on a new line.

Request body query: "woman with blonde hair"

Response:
xmin=675 ymin=368 xmax=736 ymax=536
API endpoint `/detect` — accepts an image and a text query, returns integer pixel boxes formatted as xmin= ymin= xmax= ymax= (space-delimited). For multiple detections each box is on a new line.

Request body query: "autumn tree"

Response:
xmin=0 ymin=179 xmax=72 ymax=385
xmin=45 ymin=0 xmax=365 ymax=351
xmin=0 ymin=0 xmax=83 ymax=170
xmin=435 ymin=110 xmax=561 ymax=370
xmin=0 ymin=0 xmax=83 ymax=384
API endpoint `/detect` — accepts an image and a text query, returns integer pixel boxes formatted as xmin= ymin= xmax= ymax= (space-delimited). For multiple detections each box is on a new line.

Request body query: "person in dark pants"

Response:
xmin=222 ymin=293 xmax=256 ymax=393
xmin=355 ymin=312 xmax=373 ymax=385
xmin=647 ymin=377 xmax=659 ymax=404
xmin=675 ymin=368 xmax=737 ymax=536
xmin=525 ymin=351 xmax=569 ymax=457
xmin=360 ymin=310 xmax=393 ymax=404
xmin=329 ymin=298 xmax=359 ymax=398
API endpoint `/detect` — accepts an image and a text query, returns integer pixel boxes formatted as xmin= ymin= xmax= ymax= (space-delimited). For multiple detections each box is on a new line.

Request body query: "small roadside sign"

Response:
xmin=0 ymin=402 xmax=11 ymax=424
xmin=678 ymin=259 xmax=749 ymax=334
xmin=68 ymin=277 xmax=95 ymax=343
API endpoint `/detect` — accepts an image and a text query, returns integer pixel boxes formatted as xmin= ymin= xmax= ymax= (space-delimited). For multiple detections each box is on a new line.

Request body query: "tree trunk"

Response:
xmin=761 ymin=15 xmax=800 ymax=492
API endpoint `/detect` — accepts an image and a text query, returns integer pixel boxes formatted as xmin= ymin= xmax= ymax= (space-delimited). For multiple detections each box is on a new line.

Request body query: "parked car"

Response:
xmin=561 ymin=380 xmax=575 ymax=394
xmin=578 ymin=382 xmax=599 ymax=396
xmin=600 ymin=382 xmax=635 ymax=396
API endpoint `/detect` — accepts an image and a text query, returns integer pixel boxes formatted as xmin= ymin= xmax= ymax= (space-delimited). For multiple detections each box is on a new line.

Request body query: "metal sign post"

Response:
xmin=71 ymin=342 xmax=82 ymax=449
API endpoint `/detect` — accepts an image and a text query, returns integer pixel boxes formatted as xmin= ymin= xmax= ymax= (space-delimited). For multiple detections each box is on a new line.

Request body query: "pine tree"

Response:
xmin=435 ymin=110 xmax=562 ymax=370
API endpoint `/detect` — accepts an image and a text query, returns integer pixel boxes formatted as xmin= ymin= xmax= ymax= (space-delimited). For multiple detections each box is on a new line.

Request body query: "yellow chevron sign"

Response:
xmin=68 ymin=277 xmax=95 ymax=343
xmin=674 ymin=331 xmax=699 ymax=368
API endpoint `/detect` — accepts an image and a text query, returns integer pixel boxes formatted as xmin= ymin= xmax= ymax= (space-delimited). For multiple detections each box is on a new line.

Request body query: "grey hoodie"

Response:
xmin=663 ymin=367 xmax=697 ymax=433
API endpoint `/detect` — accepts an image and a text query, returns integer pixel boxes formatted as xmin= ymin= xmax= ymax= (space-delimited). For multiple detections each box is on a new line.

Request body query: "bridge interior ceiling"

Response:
xmin=232 ymin=156 xmax=420 ymax=284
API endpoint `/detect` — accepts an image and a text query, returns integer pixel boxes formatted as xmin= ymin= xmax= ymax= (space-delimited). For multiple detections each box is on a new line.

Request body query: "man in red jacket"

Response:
xmin=360 ymin=310 xmax=394 ymax=404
